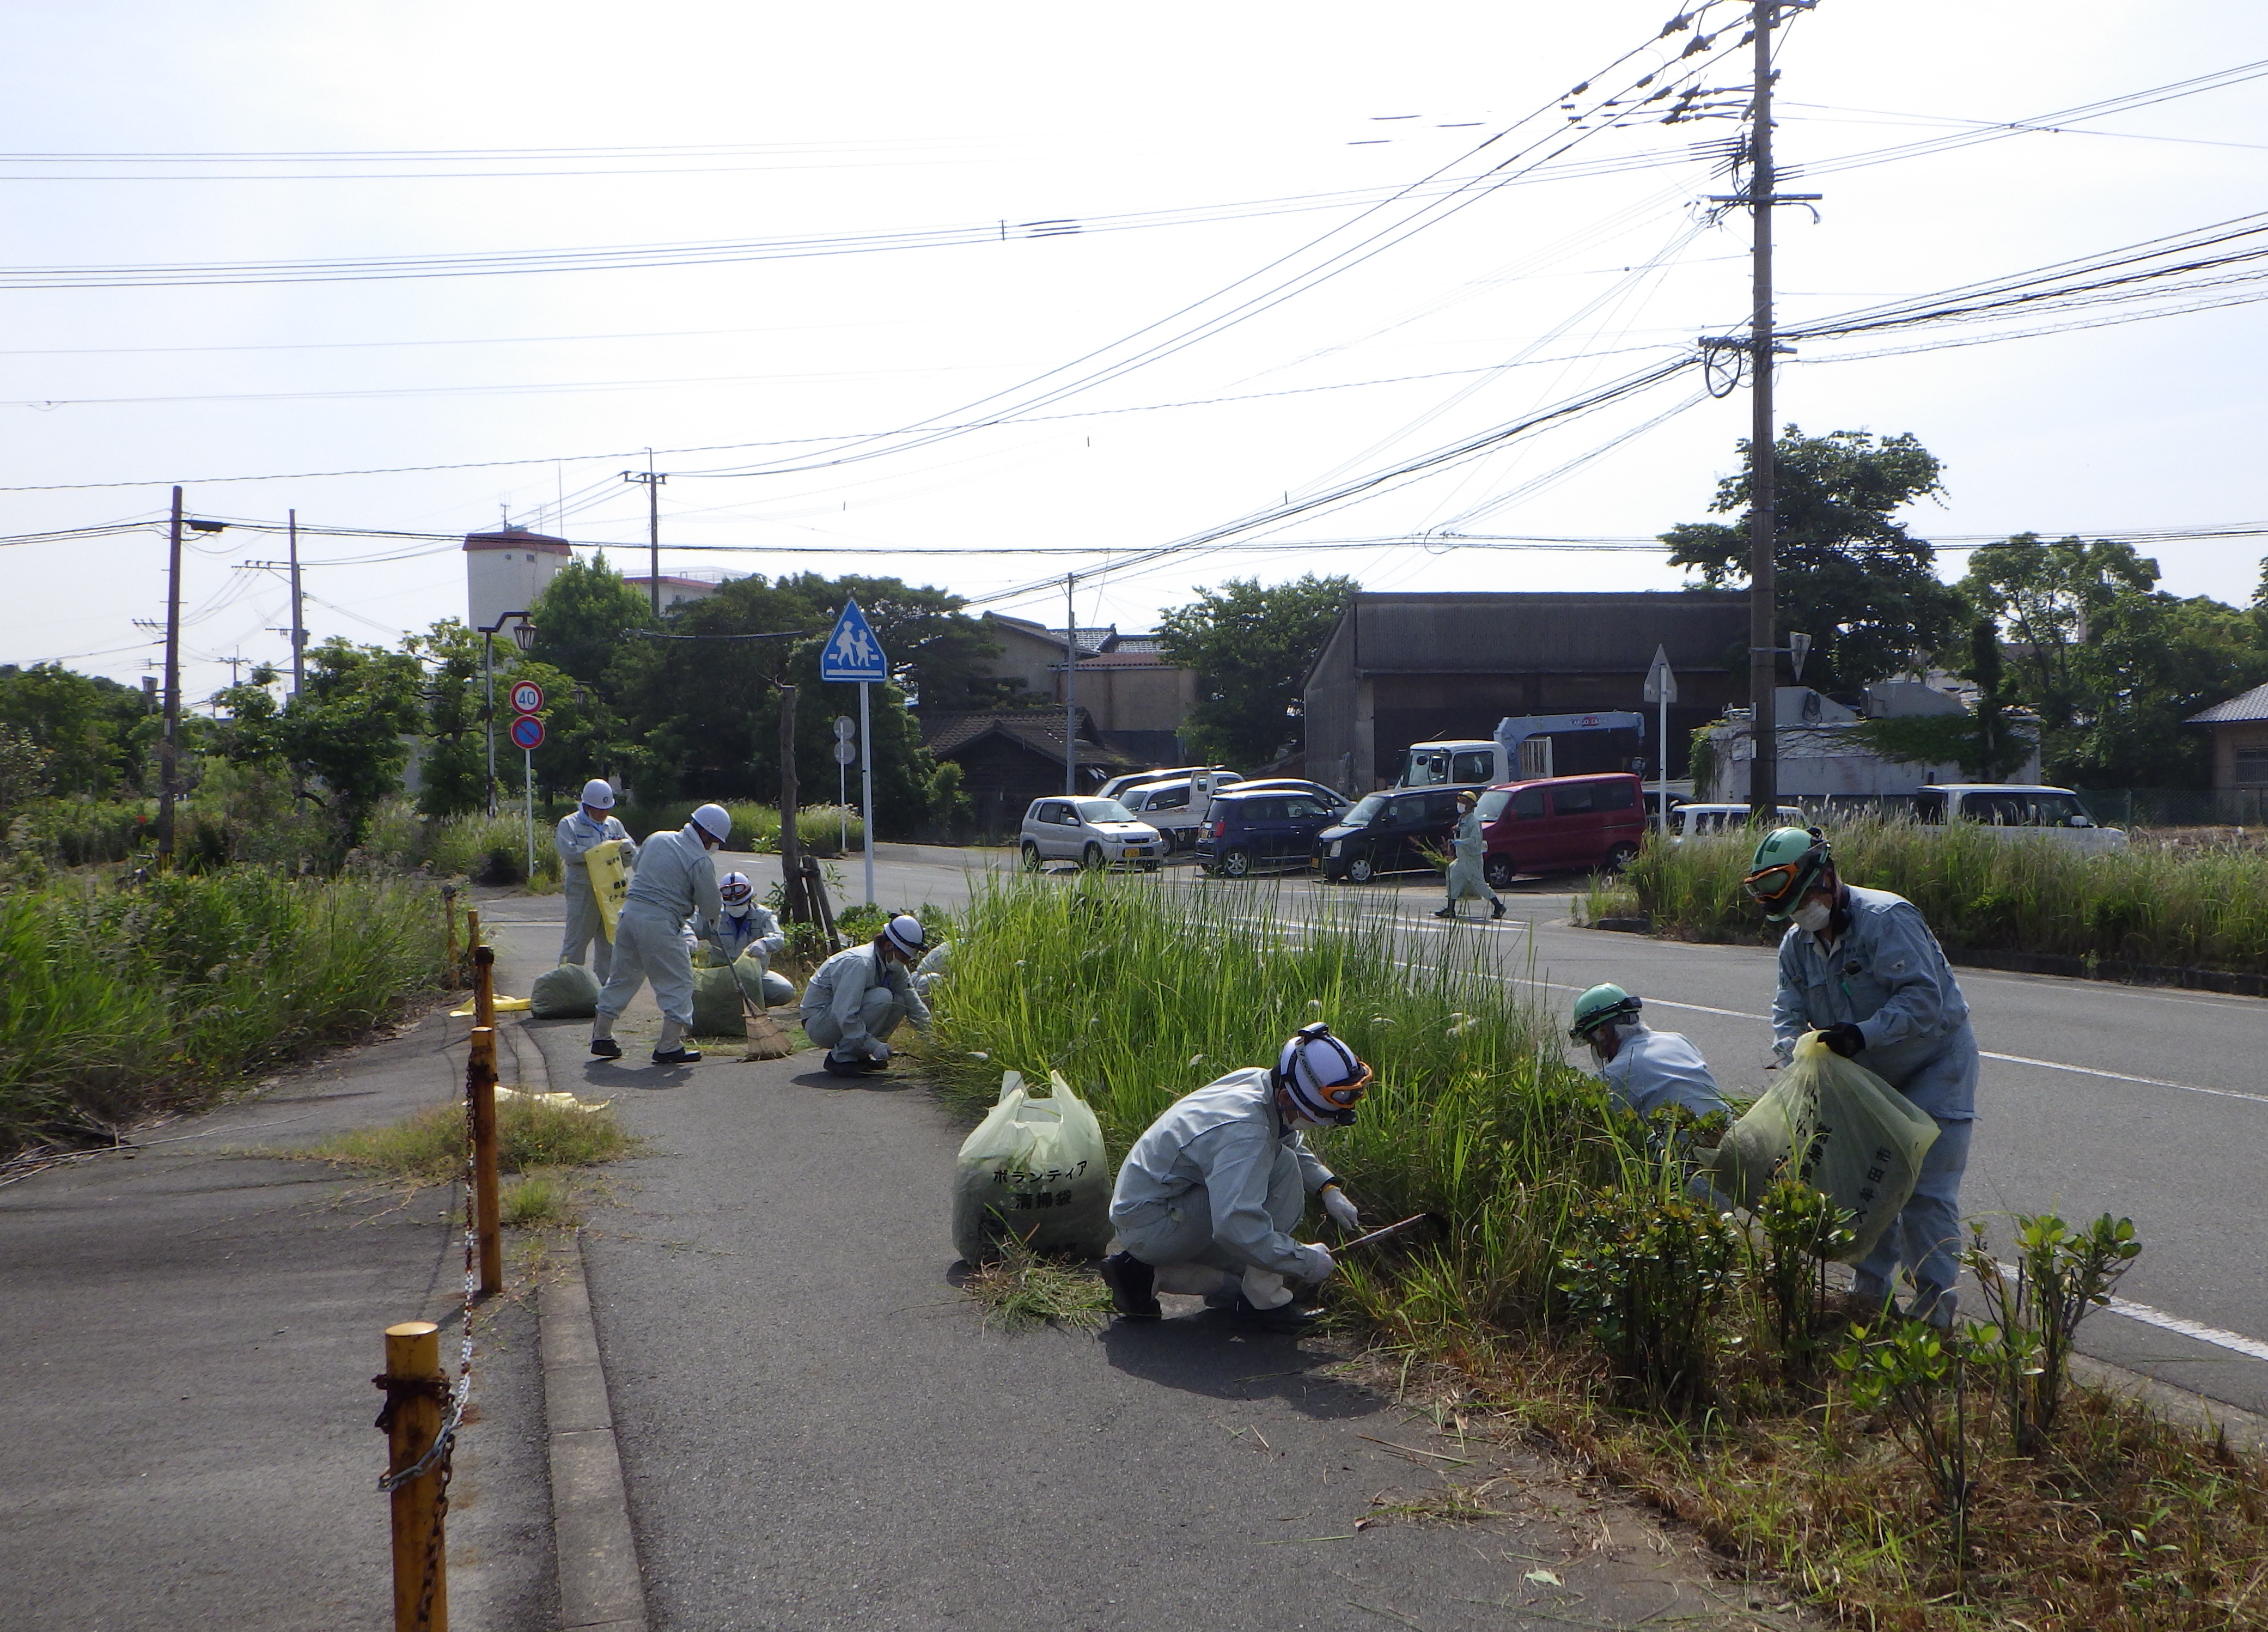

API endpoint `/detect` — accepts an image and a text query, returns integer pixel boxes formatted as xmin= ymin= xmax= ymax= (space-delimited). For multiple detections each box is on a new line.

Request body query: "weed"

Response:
xmin=1835 ymin=1322 xmax=1984 ymax=1574
xmin=500 ymin=1168 xmax=583 ymax=1228
xmin=1964 ymin=1210 xmax=2143 ymax=1453
xmin=1751 ymin=1179 xmax=1856 ymax=1375
xmin=1556 ymin=1184 xmax=1740 ymax=1409
xmin=960 ymin=1235 xmax=1112 ymax=1332
xmin=287 ymin=1094 xmax=637 ymax=1185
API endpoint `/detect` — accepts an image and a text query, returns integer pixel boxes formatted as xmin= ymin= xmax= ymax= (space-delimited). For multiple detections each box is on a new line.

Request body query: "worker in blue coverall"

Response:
xmin=1743 ymin=826 xmax=1978 ymax=1329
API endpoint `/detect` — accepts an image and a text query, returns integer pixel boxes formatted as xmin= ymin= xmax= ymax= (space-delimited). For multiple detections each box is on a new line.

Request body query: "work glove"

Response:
xmin=1295 ymin=1243 xmax=1337 ymax=1285
xmin=1321 ymin=1185 xmax=1361 ymax=1232
xmin=857 ymin=1036 xmax=892 ymax=1063
xmin=1820 ymin=1022 xmax=1865 ymax=1058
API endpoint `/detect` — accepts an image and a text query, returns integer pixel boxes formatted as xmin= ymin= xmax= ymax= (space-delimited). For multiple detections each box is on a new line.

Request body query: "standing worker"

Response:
xmin=1100 ymin=1022 xmax=1369 ymax=1334
xmin=556 ymin=778 xmax=638 ymax=981
xmin=592 ymin=802 xmax=733 ymax=1065
xmin=1435 ymin=790 xmax=1506 ymax=920
xmin=1743 ymin=826 xmax=1979 ymax=1329
xmin=800 ymin=914 xmax=932 ymax=1075
xmin=1568 ymin=983 xmax=1728 ymax=1119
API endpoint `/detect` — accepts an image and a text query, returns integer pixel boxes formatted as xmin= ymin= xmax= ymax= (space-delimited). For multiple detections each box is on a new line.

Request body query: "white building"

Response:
xmin=623 ymin=573 xmax=728 ymax=613
xmin=464 ymin=527 xmax=571 ymax=634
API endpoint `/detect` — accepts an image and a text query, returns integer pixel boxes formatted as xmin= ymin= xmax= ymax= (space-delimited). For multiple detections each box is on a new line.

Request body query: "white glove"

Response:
xmin=1321 ymin=1185 xmax=1361 ymax=1232
xmin=858 ymin=1036 xmax=892 ymax=1063
xmin=1296 ymin=1243 xmax=1337 ymax=1285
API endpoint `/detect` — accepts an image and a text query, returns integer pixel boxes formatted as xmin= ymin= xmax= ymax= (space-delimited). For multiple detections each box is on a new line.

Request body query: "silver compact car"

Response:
xmin=1019 ymin=796 xmax=1166 ymax=871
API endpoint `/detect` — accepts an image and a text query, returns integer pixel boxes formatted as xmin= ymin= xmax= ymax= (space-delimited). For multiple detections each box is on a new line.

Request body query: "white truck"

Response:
xmin=1911 ymin=784 xmax=2127 ymax=852
xmin=1397 ymin=712 xmax=1648 ymax=789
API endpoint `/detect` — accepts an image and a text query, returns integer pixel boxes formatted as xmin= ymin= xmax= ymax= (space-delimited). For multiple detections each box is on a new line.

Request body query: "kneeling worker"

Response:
xmin=800 ymin=914 xmax=931 ymax=1075
xmin=1101 ymin=1022 xmax=1369 ymax=1333
xmin=1568 ymin=983 xmax=1728 ymax=1119
xmin=592 ymin=802 xmax=732 ymax=1065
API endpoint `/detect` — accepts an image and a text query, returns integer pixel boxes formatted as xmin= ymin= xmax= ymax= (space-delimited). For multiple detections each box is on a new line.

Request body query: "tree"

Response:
xmin=1158 ymin=575 xmax=1359 ymax=768
xmin=527 ymin=551 xmax=654 ymax=691
xmin=1662 ymin=426 xmax=1966 ymax=692
xmin=403 ymin=621 xmax=592 ymax=816
xmin=1960 ymin=534 xmax=2268 ymax=787
xmin=0 ymin=662 xmax=153 ymax=797
xmin=277 ymin=639 xmax=426 ymax=843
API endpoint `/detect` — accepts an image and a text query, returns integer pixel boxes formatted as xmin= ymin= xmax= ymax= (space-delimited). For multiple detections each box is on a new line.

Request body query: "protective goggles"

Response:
xmin=1569 ymin=1000 xmax=1641 ymax=1043
xmin=719 ymin=878 xmax=755 ymax=905
xmin=1740 ymin=861 xmax=1809 ymax=908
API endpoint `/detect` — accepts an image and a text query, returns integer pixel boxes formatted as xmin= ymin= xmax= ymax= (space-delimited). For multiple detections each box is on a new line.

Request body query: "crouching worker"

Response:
xmin=800 ymin=914 xmax=931 ymax=1075
xmin=1100 ymin=1022 xmax=1369 ymax=1335
xmin=592 ymin=802 xmax=731 ymax=1065
xmin=1568 ymin=983 xmax=1728 ymax=1120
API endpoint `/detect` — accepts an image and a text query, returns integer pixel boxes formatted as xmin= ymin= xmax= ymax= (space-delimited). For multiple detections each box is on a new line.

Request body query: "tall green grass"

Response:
xmin=1625 ymin=817 xmax=2268 ymax=975
xmin=0 ymin=869 xmax=448 ymax=1152
xmin=928 ymin=876 xmax=1651 ymax=1326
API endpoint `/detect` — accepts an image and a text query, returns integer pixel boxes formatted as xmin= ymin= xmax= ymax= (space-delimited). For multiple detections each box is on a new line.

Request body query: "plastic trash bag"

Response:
xmin=731 ymin=953 xmax=796 ymax=1010
xmin=690 ymin=963 xmax=752 ymax=1036
xmin=951 ymin=1070 xmax=1111 ymax=1265
xmin=529 ymin=961 xmax=602 ymax=1020
xmin=1702 ymin=1031 xmax=1939 ymax=1262
xmin=587 ymin=839 xmax=631 ymax=941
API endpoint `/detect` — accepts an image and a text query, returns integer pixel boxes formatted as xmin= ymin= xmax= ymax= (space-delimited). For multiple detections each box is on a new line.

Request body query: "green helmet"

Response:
xmin=1569 ymin=983 xmax=1642 ymax=1043
xmin=1742 ymin=825 xmax=1832 ymax=919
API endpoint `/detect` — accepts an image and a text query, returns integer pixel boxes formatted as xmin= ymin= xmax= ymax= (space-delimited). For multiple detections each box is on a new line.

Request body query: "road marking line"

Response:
xmin=2104 ymin=1298 xmax=2268 ymax=1363
xmin=1974 ymin=1051 xmax=2268 ymax=1105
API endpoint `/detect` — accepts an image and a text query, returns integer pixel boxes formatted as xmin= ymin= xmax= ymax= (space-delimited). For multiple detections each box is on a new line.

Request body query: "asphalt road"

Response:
xmin=823 ymin=845 xmax=2268 ymax=1420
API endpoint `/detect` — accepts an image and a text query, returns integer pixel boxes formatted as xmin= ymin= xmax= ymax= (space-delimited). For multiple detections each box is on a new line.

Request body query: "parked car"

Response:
xmin=1197 ymin=789 xmax=1344 ymax=877
xmin=1476 ymin=773 xmax=1647 ymax=885
xmin=1019 ymin=797 xmax=1166 ymax=871
xmin=1115 ymin=771 xmax=1246 ymax=850
xmin=1313 ymin=789 xmax=1463 ymax=883
xmin=1667 ymin=802 xmax=1806 ymax=843
xmin=1912 ymin=784 xmax=2128 ymax=852
xmin=1098 ymin=766 xmax=1242 ymax=802
xmin=1226 ymin=778 xmax=1350 ymax=811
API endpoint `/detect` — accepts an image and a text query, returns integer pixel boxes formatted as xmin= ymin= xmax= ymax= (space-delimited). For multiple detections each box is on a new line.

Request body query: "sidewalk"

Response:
xmin=0 ymin=977 xmax=555 ymax=1631
xmin=477 ymin=892 xmax=1793 ymax=1632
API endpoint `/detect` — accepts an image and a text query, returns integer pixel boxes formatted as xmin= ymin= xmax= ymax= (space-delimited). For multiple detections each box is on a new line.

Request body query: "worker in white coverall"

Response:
xmin=800 ymin=914 xmax=932 ymax=1075
xmin=1435 ymin=790 xmax=1505 ymax=920
xmin=555 ymin=779 xmax=638 ymax=981
xmin=1567 ymin=983 xmax=1729 ymax=1120
xmin=1101 ymin=1022 xmax=1370 ymax=1334
xmin=706 ymin=870 xmax=793 ymax=1009
xmin=591 ymin=802 xmax=731 ymax=1065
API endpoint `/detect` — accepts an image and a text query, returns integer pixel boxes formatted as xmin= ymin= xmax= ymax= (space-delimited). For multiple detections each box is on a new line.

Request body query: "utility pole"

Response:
xmin=286 ymin=508 xmax=305 ymax=696
xmin=1745 ymin=1 xmax=1781 ymax=820
xmin=1063 ymin=574 xmax=1078 ymax=797
xmin=157 ymin=485 xmax=184 ymax=861
xmin=624 ymin=454 xmax=665 ymax=616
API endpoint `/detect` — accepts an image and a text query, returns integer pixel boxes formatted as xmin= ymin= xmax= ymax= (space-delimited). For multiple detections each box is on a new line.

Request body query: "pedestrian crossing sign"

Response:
xmin=821 ymin=599 xmax=889 ymax=682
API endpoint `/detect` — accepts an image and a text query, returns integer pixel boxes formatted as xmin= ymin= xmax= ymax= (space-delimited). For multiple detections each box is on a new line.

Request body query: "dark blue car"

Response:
xmin=1196 ymin=788 xmax=1345 ymax=877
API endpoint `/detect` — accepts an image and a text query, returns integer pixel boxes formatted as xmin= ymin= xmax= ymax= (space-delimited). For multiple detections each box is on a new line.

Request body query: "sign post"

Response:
xmin=833 ymin=718 xmax=856 ymax=855
xmin=820 ymin=601 xmax=888 ymax=907
xmin=1642 ymin=644 xmax=1678 ymax=838
xmin=509 ymin=710 xmax=546 ymax=880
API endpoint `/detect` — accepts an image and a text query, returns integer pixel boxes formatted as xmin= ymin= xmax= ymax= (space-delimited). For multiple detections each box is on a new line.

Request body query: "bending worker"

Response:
xmin=1101 ymin=1022 xmax=1368 ymax=1334
xmin=1435 ymin=790 xmax=1507 ymax=921
xmin=800 ymin=914 xmax=931 ymax=1075
xmin=556 ymin=779 xmax=638 ymax=981
xmin=709 ymin=870 xmax=793 ymax=1010
xmin=592 ymin=802 xmax=733 ymax=1065
xmin=1744 ymin=825 xmax=1979 ymax=1329
xmin=1568 ymin=983 xmax=1728 ymax=1119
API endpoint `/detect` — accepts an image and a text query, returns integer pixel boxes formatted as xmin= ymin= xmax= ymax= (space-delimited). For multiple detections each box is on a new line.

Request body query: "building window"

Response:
xmin=2235 ymin=745 xmax=2268 ymax=787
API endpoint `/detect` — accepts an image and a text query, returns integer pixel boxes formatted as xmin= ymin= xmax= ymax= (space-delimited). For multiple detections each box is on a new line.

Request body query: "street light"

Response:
xmin=478 ymin=611 xmax=535 ymax=817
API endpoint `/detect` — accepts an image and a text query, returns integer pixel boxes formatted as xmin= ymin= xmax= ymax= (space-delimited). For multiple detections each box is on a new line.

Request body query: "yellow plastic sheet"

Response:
xmin=587 ymin=838 xmax=630 ymax=941
xmin=449 ymin=996 xmax=532 ymax=1016
xmin=496 ymin=1084 xmax=611 ymax=1113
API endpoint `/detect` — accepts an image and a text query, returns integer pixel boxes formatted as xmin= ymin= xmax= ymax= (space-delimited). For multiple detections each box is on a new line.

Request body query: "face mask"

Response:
xmin=1791 ymin=898 xmax=1833 ymax=934
xmin=724 ymin=903 xmax=750 ymax=920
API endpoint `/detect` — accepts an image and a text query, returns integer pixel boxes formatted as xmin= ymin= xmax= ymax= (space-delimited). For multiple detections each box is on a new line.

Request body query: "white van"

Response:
xmin=1666 ymin=803 xmax=1806 ymax=843
xmin=1113 ymin=771 xmax=1242 ymax=851
xmin=1912 ymin=784 xmax=2127 ymax=852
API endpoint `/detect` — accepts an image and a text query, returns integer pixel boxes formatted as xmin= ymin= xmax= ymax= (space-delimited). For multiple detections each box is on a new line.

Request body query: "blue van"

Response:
xmin=1196 ymin=788 xmax=1345 ymax=877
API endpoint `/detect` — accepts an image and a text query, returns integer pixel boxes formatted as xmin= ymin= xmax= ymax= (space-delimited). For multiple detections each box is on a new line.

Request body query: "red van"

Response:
xmin=1477 ymin=773 xmax=1646 ymax=885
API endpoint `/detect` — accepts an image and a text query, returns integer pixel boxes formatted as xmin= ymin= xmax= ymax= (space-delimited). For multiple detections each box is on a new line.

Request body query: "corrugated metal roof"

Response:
xmin=2187 ymin=682 xmax=2268 ymax=724
xmin=1343 ymin=591 xmax=1748 ymax=674
xmin=920 ymin=710 xmax=1123 ymax=764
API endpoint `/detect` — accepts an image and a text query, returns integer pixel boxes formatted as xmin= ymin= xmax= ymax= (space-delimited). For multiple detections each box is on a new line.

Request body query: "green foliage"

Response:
xmin=1961 ymin=534 xmax=2268 ymax=788
xmin=213 ymin=640 xmax=425 ymax=849
xmin=1848 ymin=712 xmax=2028 ymax=782
xmin=961 ymin=1235 xmax=1113 ymax=1332
xmin=0 ymin=869 xmax=447 ymax=1152
xmin=1751 ymin=1178 xmax=1856 ymax=1372
xmin=1157 ymin=574 xmax=1358 ymax=767
xmin=1663 ymin=426 xmax=1966 ymax=691
xmin=1556 ymin=1183 xmax=1740 ymax=1407
xmin=1963 ymin=1211 xmax=2142 ymax=1454
xmin=1625 ymin=816 xmax=2268 ymax=976
xmin=1835 ymin=1321 xmax=1983 ymax=1567
xmin=526 ymin=551 xmax=655 ymax=690
xmin=294 ymin=1095 xmax=636 ymax=1185
xmin=0 ymin=662 xmax=153 ymax=799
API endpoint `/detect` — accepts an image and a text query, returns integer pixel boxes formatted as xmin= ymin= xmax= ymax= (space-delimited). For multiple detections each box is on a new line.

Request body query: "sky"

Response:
xmin=5 ymin=1 xmax=2267 ymax=707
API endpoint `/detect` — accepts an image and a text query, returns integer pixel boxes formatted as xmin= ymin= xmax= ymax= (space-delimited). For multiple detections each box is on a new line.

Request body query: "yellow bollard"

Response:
xmin=381 ymin=1320 xmax=449 ymax=1632
xmin=467 ymin=1027 xmax=502 ymax=1296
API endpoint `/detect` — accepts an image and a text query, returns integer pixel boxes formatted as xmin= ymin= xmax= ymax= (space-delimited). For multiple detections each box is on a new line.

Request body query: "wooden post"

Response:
xmin=472 ymin=945 xmax=495 ymax=1032
xmin=441 ymin=886 xmax=459 ymax=985
xmin=382 ymin=1320 xmax=449 ymax=1632
xmin=464 ymin=908 xmax=481 ymax=985
xmin=467 ymin=1026 xmax=502 ymax=1297
xmin=802 ymin=856 xmax=840 ymax=952
xmin=778 ymin=683 xmax=808 ymax=924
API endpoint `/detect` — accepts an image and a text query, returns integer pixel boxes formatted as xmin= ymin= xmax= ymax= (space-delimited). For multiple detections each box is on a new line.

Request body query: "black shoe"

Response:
xmin=1491 ymin=898 xmax=1506 ymax=919
xmin=651 ymin=1045 xmax=702 ymax=1065
xmin=1100 ymin=1252 xmax=1161 ymax=1320
xmin=822 ymin=1052 xmax=867 ymax=1077
xmin=1230 ymin=1294 xmax=1324 ymax=1334
xmin=1432 ymin=907 xmax=1457 ymax=919
xmin=589 ymin=1037 xmax=622 ymax=1059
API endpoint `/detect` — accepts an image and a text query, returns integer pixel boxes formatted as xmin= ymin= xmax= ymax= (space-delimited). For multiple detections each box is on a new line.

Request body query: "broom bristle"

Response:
xmin=742 ymin=1011 xmax=794 ymax=1061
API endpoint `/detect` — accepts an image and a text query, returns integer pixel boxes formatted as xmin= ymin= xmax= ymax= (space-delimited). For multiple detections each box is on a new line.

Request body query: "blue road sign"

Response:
xmin=820 ymin=599 xmax=889 ymax=683
xmin=509 ymin=714 xmax=546 ymax=751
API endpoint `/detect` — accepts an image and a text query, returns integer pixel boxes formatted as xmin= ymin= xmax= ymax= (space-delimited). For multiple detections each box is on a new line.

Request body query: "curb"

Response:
xmin=507 ymin=1010 xmax=650 ymax=1632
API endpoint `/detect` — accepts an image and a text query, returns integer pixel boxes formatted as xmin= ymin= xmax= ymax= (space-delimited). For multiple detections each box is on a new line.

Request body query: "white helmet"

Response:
xmin=720 ymin=871 xmax=754 ymax=914
xmin=580 ymin=778 xmax=615 ymax=810
xmin=690 ymin=803 xmax=732 ymax=844
xmin=881 ymin=914 xmax=924 ymax=958
xmin=1273 ymin=1022 xmax=1372 ymax=1127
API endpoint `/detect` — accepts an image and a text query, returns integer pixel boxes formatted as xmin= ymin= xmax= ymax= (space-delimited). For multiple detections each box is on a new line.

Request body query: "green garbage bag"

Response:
xmin=731 ymin=953 xmax=796 ymax=1010
xmin=529 ymin=962 xmax=601 ymax=1020
xmin=951 ymin=1070 xmax=1111 ymax=1264
xmin=1703 ymin=1031 xmax=1939 ymax=1262
xmin=690 ymin=964 xmax=748 ymax=1037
